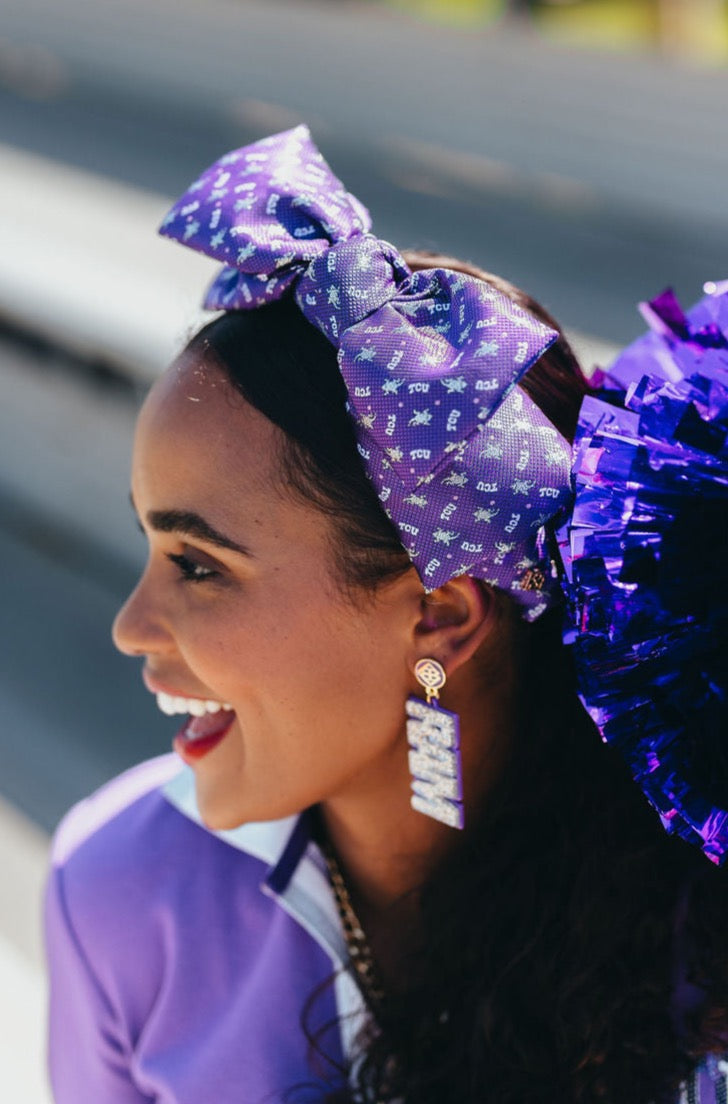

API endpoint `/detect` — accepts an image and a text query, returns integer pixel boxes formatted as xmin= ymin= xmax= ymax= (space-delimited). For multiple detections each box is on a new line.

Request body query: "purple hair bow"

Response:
xmin=160 ymin=125 xmax=573 ymax=617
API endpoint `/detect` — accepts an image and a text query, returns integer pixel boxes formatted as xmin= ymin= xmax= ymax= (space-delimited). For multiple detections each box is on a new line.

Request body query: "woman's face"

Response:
xmin=113 ymin=349 xmax=423 ymax=830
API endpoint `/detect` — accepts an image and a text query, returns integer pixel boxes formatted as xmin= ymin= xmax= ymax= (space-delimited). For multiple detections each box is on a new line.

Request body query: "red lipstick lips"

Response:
xmin=173 ymin=710 xmax=236 ymax=763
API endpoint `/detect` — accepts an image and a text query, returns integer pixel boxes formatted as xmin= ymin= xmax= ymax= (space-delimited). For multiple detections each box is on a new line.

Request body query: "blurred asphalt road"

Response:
xmin=1 ymin=0 xmax=727 ymax=347
xmin=0 ymin=339 xmax=175 ymax=1102
xmin=0 ymin=338 xmax=177 ymax=832
xmin=0 ymin=792 xmax=51 ymax=1102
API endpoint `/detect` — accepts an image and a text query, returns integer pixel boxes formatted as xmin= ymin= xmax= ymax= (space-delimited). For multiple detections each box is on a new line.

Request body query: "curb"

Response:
xmin=0 ymin=795 xmax=52 ymax=1102
xmin=1 ymin=143 xmax=212 ymax=383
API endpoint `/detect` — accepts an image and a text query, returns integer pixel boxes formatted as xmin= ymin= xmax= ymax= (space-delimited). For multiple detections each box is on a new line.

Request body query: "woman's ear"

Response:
xmin=412 ymin=576 xmax=496 ymax=675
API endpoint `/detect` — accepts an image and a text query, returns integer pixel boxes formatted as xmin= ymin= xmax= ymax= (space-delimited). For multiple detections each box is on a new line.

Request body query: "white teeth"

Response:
xmin=157 ymin=693 xmax=177 ymax=716
xmin=155 ymin=692 xmax=233 ymax=717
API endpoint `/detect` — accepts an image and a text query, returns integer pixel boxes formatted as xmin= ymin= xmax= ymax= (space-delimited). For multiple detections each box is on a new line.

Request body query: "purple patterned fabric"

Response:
xmin=159 ymin=125 xmax=573 ymax=619
xmin=558 ymin=282 xmax=728 ymax=864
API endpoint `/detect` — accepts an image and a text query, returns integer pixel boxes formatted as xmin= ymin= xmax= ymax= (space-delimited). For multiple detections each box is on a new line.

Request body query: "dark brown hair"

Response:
xmin=187 ymin=253 xmax=728 ymax=1103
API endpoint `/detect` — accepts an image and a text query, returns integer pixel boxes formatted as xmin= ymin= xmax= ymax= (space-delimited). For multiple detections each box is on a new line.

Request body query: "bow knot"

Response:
xmin=296 ymin=236 xmax=411 ymax=342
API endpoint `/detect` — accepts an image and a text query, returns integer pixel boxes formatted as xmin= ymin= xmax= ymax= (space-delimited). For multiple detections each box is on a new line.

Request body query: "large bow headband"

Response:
xmin=159 ymin=125 xmax=573 ymax=619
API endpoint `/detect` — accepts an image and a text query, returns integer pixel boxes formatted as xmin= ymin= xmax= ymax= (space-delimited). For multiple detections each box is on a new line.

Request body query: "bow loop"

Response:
xmin=159 ymin=124 xmax=371 ymax=310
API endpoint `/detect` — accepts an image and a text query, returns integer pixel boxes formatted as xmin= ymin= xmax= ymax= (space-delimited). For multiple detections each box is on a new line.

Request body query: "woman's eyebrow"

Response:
xmin=148 ymin=510 xmax=252 ymax=556
xmin=129 ymin=496 xmax=251 ymax=556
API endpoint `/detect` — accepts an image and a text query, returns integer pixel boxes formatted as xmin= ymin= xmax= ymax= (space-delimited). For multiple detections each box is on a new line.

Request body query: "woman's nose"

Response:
xmin=112 ymin=570 xmax=174 ymax=658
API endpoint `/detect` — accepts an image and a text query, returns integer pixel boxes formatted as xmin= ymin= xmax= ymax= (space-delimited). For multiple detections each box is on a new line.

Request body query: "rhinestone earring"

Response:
xmin=406 ymin=658 xmax=464 ymax=830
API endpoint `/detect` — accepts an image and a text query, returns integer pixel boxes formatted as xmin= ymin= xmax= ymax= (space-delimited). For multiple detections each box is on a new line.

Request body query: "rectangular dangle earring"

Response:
xmin=406 ymin=658 xmax=464 ymax=830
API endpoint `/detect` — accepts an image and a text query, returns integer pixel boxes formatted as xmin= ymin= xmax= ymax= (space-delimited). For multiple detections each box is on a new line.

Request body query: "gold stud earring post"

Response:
xmin=413 ymin=657 xmax=447 ymax=707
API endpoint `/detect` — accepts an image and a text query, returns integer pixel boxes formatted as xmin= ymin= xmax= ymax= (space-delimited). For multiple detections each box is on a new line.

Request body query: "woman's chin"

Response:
xmin=194 ymin=781 xmax=290 ymax=831
xmin=200 ymin=810 xmax=247 ymax=831
xmin=194 ymin=786 xmax=250 ymax=831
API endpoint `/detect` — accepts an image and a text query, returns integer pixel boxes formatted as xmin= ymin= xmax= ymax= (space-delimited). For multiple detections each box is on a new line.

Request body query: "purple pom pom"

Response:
xmin=559 ymin=282 xmax=728 ymax=864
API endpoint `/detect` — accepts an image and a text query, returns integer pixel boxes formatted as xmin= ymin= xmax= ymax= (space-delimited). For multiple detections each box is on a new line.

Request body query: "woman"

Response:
xmin=45 ymin=126 xmax=728 ymax=1103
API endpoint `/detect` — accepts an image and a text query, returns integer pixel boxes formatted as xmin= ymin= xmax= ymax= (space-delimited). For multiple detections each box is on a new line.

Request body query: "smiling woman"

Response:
xmin=115 ymin=349 xmax=432 ymax=831
xmin=44 ymin=127 xmax=728 ymax=1104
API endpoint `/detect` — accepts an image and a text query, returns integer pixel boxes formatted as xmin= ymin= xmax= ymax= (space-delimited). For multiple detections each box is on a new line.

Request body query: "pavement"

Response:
xmin=0 ymin=143 xmax=211 ymax=381
xmin=0 ymin=338 xmax=175 ymax=1103
xmin=0 ymin=797 xmax=51 ymax=1102
xmin=0 ymin=343 xmax=129 ymax=1104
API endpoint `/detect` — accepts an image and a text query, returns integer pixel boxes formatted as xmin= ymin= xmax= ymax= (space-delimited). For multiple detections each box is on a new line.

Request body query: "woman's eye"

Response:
xmin=166 ymin=552 xmax=219 ymax=584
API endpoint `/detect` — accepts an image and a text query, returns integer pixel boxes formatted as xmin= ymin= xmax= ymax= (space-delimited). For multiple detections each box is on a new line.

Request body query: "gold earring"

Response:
xmin=406 ymin=657 xmax=464 ymax=830
xmin=413 ymin=657 xmax=447 ymax=704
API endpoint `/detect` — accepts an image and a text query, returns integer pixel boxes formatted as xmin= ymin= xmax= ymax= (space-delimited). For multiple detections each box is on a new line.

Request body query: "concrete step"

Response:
xmin=0 ymin=143 xmax=211 ymax=382
xmin=0 ymin=796 xmax=52 ymax=1103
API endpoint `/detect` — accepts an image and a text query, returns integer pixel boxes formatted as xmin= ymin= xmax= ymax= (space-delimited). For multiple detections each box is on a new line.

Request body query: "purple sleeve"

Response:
xmin=693 ymin=1059 xmax=728 ymax=1103
xmin=44 ymin=863 xmax=153 ymax=1104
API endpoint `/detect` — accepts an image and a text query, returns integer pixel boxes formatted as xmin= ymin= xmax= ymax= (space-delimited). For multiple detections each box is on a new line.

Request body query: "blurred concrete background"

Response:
xmin=0 ymin=0 xmax=726 ymax=1098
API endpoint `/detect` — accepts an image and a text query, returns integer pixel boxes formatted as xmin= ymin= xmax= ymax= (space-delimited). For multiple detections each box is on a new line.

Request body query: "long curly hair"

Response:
xmin=188 ymin=253 xmax=728 ymax=1104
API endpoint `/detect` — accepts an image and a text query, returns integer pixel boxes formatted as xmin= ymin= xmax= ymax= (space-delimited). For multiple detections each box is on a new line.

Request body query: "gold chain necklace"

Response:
xmin=320 ymin=841 xmax=386 ymax=1012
